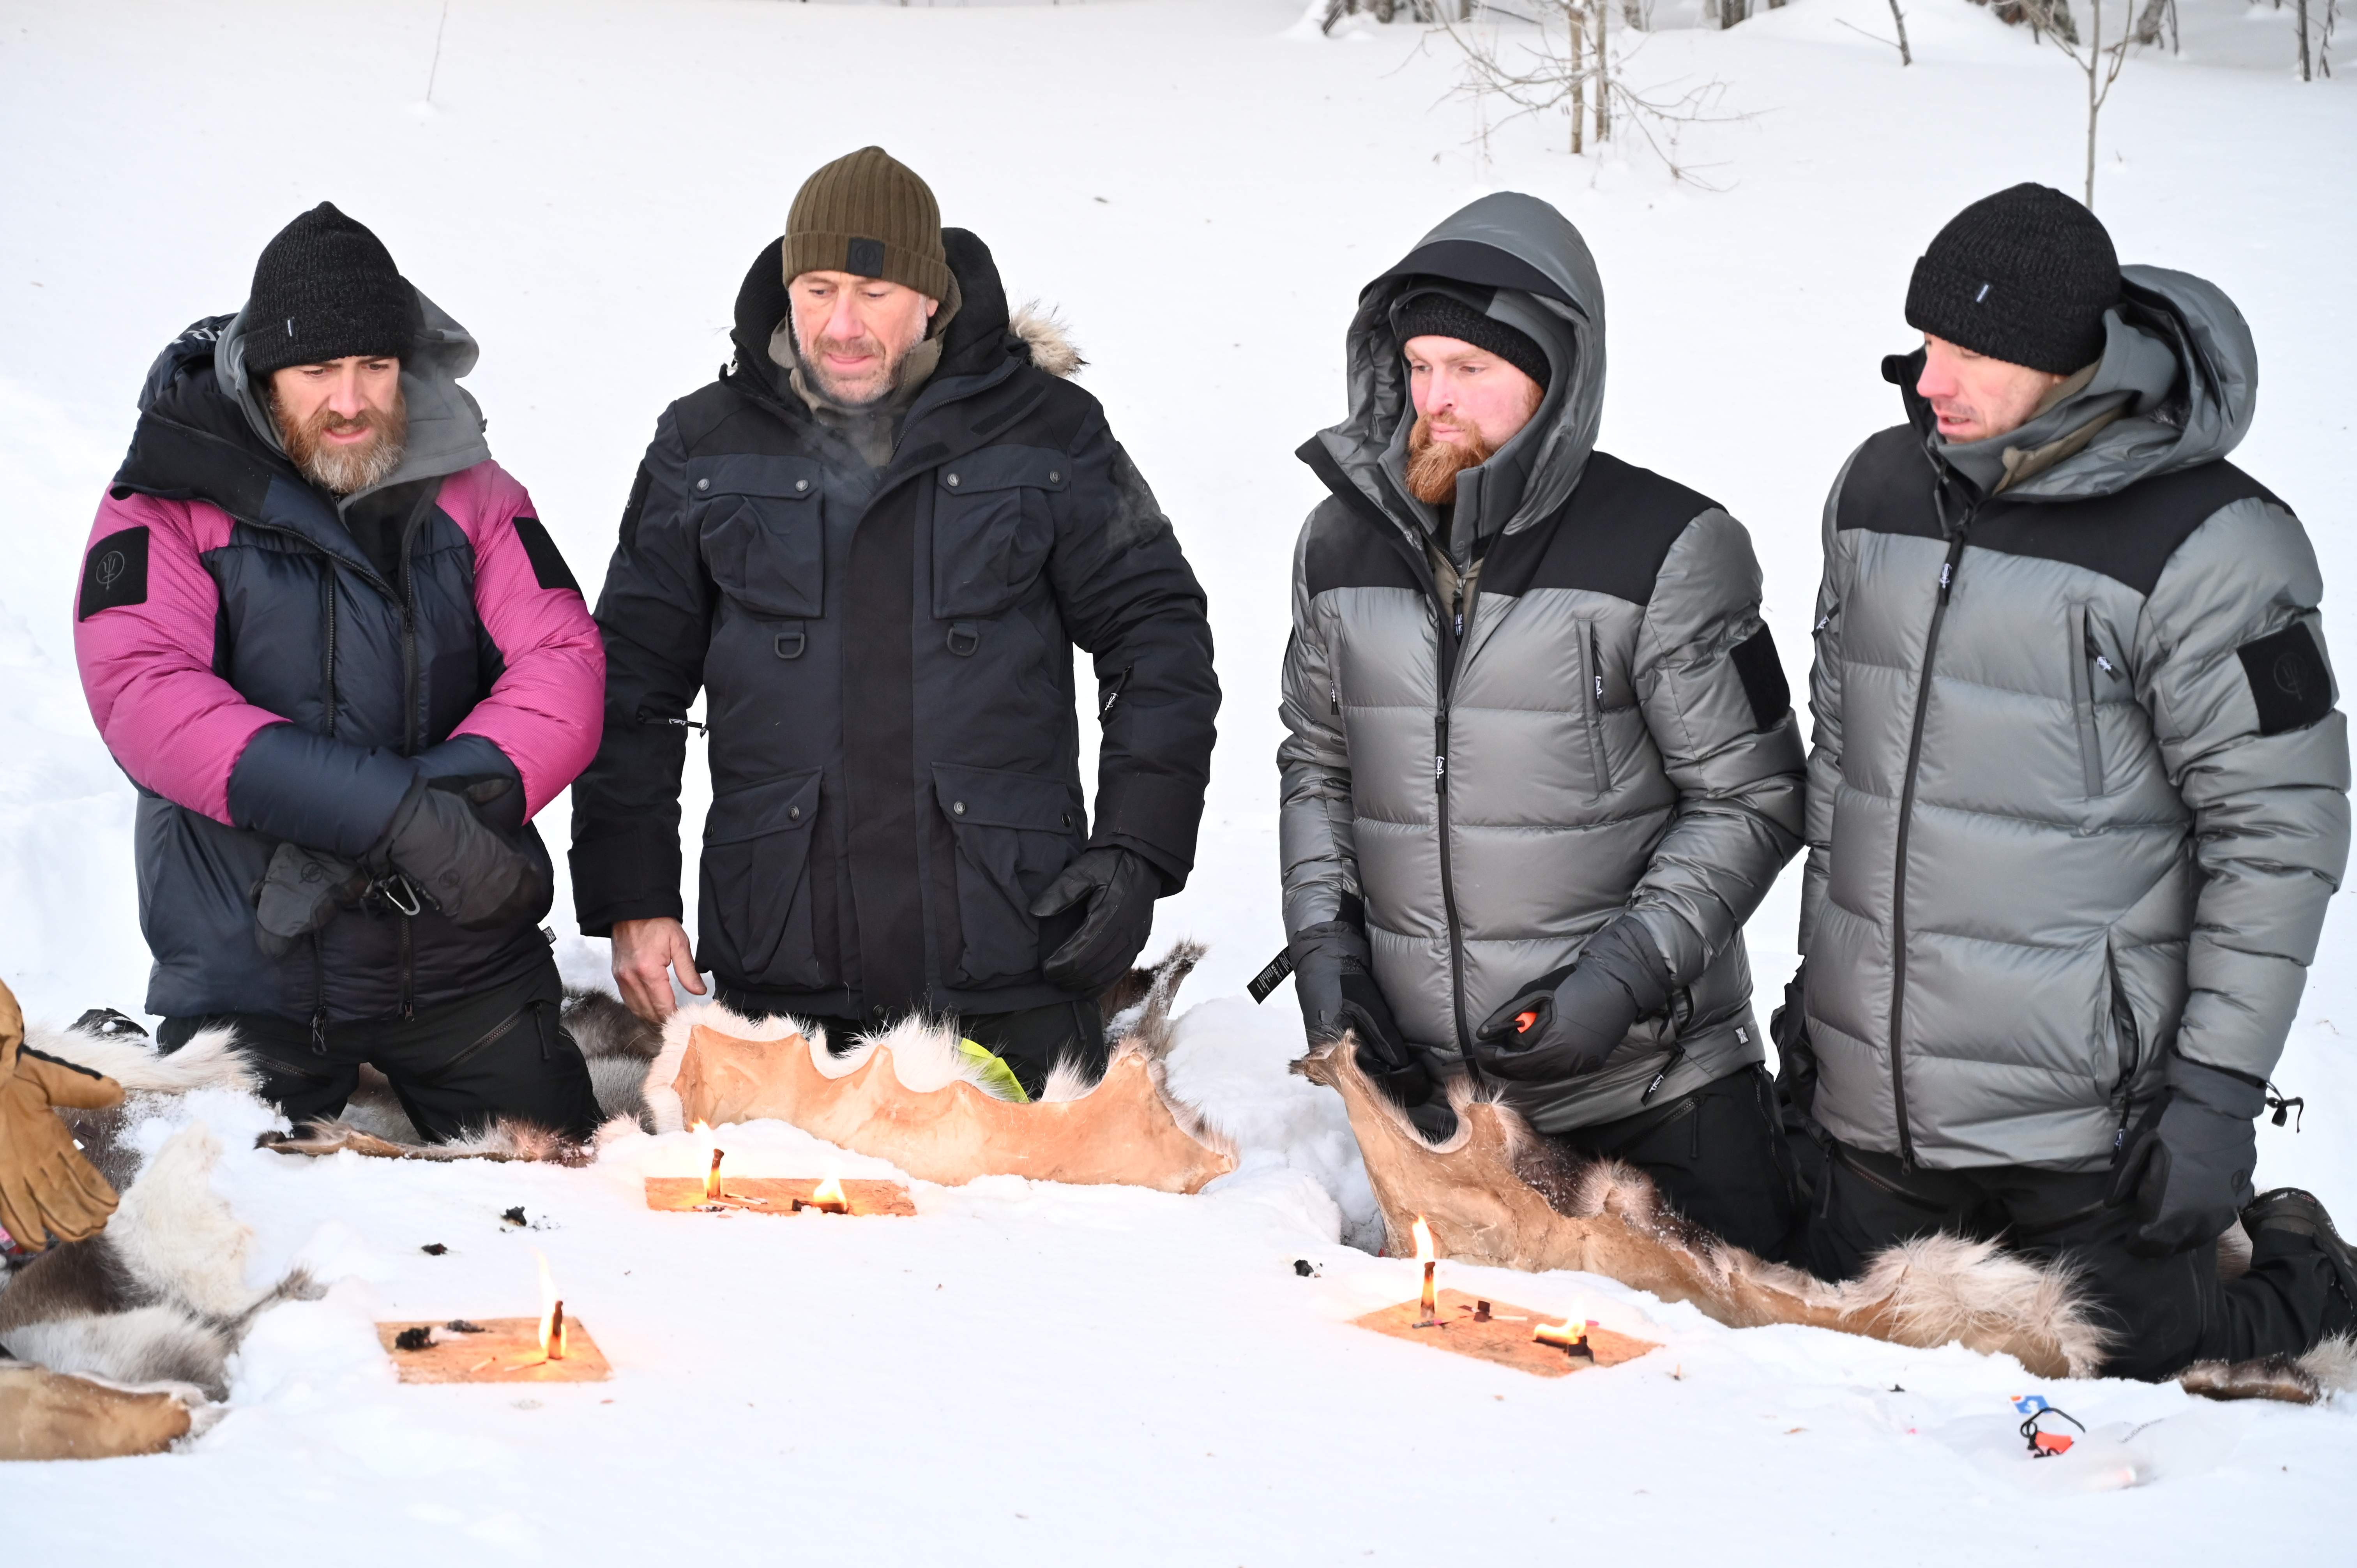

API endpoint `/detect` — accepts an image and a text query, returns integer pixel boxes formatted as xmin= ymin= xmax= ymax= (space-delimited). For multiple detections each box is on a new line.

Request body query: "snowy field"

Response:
xmin=3 ymin=0 xmax=2355 ymax=1557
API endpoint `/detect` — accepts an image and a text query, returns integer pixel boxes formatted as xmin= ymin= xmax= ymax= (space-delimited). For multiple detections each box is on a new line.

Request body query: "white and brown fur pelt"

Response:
xmin=0 ymin=1038 xmax=321 ymax=1401
xmin=640 ymin=940 xmax=1214 ymax=1126
xmin=1301 ymin=1037 xmax=2357 ymax=1397
xmin=1297 ymin=1035 xmax=2118 ymax=1378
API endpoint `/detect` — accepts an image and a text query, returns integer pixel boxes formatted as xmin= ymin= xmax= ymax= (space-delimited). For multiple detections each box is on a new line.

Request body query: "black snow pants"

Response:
xmin=733 ymin=993 xmax=1106 ymax=1103
xmin=159 ymin=958 xmax=602 ymax=1143
xmin=1802 ymin=1140 xmax=2356 ymax=1381
xmin=1546 ymin=1064 xmax=1800 ymax=1261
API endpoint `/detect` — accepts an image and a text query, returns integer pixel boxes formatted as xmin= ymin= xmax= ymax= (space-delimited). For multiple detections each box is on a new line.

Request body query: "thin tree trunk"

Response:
xmin=1592 ymin=2 xmax=1610 ymax=141
xmin=2299 ymin=0 xmax=2313 ymax=79
xmin=1570 ymin=8 xmax=1587 ymax=154
xmin=2084 ymin=0 xmax=2101 ymax=208
xmin=1889 ymin=0 xmax=1912 ymax=62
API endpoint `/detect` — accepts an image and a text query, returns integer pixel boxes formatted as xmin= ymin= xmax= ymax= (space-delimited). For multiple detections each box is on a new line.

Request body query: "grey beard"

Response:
xmin=297 ymin=432 xmax=406 ymax=496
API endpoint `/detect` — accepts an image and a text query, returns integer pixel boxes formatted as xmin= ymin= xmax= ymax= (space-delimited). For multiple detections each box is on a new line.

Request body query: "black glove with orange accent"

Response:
xmin=1472 ymin=918 xmax=1670 ymax=1083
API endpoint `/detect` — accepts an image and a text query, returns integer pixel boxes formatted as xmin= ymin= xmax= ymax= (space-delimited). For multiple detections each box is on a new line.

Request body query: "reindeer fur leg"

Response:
xmin=1294 ymin=1036 xmax=2107 ymax=1378
xmin=0 ymin=1123 xmax=319 ymax=1400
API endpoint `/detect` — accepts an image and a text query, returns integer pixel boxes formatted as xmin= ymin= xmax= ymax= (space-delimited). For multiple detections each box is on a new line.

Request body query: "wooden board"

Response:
xmin=643 ymin=1176 xmax=916 ymax=1217
xmin=1352 ymin=1289 xmax=1659 ymax=1379
xmin=376 ymin=1317 xmax=611 ymax=1384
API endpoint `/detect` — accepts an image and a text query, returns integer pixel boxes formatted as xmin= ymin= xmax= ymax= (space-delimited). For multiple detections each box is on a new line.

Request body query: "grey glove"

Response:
xmin=1028 ymin=846 xmax=1159 ymax=996
xmin=368 ymin=775 xmax=544 ymax=931
xmin=1290 ymin=916 xmax=1429 ymax=1108
xmin=253 ymin=842 xmax=370 ymax=957
xmin=1472 ymin=918 xmax=1671 ymax=1082
xmin=2109 ymin=1056 xmax=2264 ymax=1257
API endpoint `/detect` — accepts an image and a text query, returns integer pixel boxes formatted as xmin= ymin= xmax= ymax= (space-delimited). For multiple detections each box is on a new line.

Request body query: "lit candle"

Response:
xmin=794 ymin=1174 xmax=851 ymax=1215
xmin=1413 ymin=1216 xmax=1436 ymax=1323
xmin=704 ymin=1147 xmax=725 ymax=1201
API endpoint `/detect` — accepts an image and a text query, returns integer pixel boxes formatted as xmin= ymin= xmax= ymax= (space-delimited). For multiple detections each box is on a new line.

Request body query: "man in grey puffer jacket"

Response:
xmin=1280 ymin=193 xmax=1807 ymax=1256
xmin=1795 ymin=184 xmax=2357 ymax=1378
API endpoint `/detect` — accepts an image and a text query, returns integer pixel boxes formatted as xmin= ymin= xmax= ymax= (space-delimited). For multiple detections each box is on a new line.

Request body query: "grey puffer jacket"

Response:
xmin=1279 ymin=194 xmax=1806 ymax=1132
xmin=1799 ymin=265 xmax=2350 ymax=1172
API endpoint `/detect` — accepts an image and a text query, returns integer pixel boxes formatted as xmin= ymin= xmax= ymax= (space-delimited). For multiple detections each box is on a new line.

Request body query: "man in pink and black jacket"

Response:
xmin=73 ymin=203 xmax=606 ymax=1141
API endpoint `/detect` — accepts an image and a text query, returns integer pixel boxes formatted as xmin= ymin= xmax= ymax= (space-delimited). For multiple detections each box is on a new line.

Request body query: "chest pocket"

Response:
xmin=694 ymin=454 xmax=825 ymax=619
xmin=932 ymin=445 xmax=1065 ymax=619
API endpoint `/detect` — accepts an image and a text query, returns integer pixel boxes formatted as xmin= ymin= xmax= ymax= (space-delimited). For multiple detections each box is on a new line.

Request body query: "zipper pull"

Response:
xmin=1595 ymin=673 xmax=1605 ymax=702
xmin=1434 ymin=752 xmax=1447 ymax=779
xmin=310 ymin=1006 xmax=329 ymax=1058
xmin=1938 ymin=562 xmax=1953 ymax=593
xmin=1330 ymin=684 xmax=1340 ymax=715
xmin=2085 ymin=627 xmax=2118 ymax=679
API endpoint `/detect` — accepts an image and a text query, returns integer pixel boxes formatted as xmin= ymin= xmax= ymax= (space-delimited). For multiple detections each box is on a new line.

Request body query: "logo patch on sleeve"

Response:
xmin=1728 ymin=623 xmax=1790 ymax=733
xmin=512 ymin=516 xmax=581 ymax=595
xmin=77 ymin=525 xmax=151 ymax=620
xmin=2237 ymin=623 xmax=2334 ymax=736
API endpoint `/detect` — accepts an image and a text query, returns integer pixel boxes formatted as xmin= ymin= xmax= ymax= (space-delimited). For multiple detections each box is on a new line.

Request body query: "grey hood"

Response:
xmin=1935 ymin=264 xmax=2256 ymax=502
xmin=1309 ymin=191 xmax=1607 ymax=563
xmin=213 ymin=285 xmax=492 ymax=515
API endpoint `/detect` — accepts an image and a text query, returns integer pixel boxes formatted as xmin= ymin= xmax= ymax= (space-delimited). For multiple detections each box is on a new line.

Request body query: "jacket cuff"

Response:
xmin=2165 ymin=1055 xmax=2267 ymax=1118
xmin=415 ymin=734 xmax=525 ymax=832
xmin=1089 ymin=772 xmax=1203 ymax=888
xmin=569 ymin=823 xmax=684 ymax=938
xmin=226 ymin=723 xmax=419 ymax=858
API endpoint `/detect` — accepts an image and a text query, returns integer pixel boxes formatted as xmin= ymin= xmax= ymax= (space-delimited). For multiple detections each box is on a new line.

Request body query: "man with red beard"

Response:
xmin=1279 ymin=193 xmax=1808 ymax=1256
xmin=72 ymin=203 xmax=606 ymax=1144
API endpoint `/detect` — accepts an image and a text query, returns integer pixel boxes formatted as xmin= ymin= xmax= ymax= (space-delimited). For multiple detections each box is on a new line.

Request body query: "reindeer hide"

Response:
xmin=1295 ymin=1037 xmax=2109 ymax=1379
xmin=646 ymin=942 xmax=1236 ymax=1193
xmin=0 ymin=1361 xmax=214 ymax=1461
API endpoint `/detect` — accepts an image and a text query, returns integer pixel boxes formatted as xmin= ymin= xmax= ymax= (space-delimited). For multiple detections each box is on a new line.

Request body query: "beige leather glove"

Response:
xmin=0 ymin=977 xmax=123 ymax=1251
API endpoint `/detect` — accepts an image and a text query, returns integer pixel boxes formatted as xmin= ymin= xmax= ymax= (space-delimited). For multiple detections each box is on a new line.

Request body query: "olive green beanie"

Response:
xmin=782 ymin=146 xmax=952 ymax=302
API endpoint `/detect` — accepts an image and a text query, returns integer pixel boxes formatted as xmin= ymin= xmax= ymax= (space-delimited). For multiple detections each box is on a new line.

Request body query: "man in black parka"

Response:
xmin=572 ymin=148 xmax=1218 ymax=1095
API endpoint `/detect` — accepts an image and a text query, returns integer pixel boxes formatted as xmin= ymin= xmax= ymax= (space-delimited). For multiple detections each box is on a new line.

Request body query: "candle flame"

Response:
xmin=1412 ymin=1215 xmax=1433 ymax=1267
xmin=811 ymin=1173 xmax=846 ymax=1207
xmin=535 ymin=1252 xmax=559 ymax=1355
xmin=689 ymin=1119 xmax=710 ymax=1134
xmin=1534 ymin=1318 xmax=1594 ymax=1351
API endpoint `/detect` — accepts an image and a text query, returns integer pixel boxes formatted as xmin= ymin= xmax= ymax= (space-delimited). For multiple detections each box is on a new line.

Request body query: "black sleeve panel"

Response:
xmin=568 ymin=409 xmax=714 ymax=935
xmin=1046 ymin=410 xmax=1220 ymax=892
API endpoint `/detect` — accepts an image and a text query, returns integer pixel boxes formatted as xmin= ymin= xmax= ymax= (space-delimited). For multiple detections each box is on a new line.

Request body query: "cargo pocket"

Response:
xmin=695 ymin=456 xmax=825 ymax=620
xmin=932 ymin=445 xmax=1065 ymax=620
xmin=700 ymin=769 xmax=824 ymax=987
xmin=933 ymin=761 xmax=1085 ymax=985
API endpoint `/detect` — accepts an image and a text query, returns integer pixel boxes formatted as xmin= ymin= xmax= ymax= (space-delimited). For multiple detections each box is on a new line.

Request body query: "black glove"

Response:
xmin=253 ymin=842 xmax=371 ymax=957
xmin=1290 ymin=918 xmax=1430 ymax=1107
xmin=1028 ymin=846 xmax=1159 ymax=996
xmin=2109 ymin=1056 xmax=2264 ymax=1257
xmin=1472 ymin=918 xmax=1670 ymax=1082
xmin=1768 ymin=965 xmax=1818 ymax=1119
xmin=368 ymin=775 xmax=544 ymax=931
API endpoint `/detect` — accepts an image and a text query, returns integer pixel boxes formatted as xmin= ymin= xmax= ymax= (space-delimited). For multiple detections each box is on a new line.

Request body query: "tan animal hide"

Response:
xmin=1296 ymin=1037 xmax=2110 ymax=1379
xmin=0 ymin=1362 xmax=205 ymax=1461
xmin=649 ymin=943 xmax=1235 ymax=1194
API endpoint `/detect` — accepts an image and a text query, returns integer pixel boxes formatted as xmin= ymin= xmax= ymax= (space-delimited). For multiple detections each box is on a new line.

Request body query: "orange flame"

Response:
xmin=811 ymin=1173 xmax=846 ymax=1207
xmin=1412 ymin=1215 xmax=1433 ymax=1266
xmin=704 ymin=1146 xmax=726 ymax=1200
xmin=689 ymin=1119 xmax=710 ymax=1134
xmin=534 ymin=1252 xmax=565 ymax=1358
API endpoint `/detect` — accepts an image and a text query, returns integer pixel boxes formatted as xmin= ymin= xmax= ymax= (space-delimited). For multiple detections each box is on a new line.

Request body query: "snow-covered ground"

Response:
xmin=2 ymin=0 xmax=2353 ymax=1555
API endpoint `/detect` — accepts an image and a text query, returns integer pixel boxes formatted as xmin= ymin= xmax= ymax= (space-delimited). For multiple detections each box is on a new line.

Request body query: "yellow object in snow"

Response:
xmin=955 ymin=1038 xmax=1030 ymax=1104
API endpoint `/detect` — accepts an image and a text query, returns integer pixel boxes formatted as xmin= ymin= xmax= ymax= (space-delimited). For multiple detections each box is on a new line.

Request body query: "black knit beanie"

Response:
xmin=1905 ymin=184 xmax=2120 ymax=374
xmin=242 ymin=203 xmax=417 ymax=378
xmin=1393 ymin=289 xmax=1552 ymax=390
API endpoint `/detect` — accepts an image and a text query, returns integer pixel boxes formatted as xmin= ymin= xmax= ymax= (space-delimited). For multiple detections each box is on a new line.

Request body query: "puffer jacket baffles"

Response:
xmin=570 ymin=231 xmax=1217 ymax=1024
xmin=1800 ymin=266 xmax=2350 ymax=1172
xmin=1279 ymin=193 xmax=1806 ymax=1132
xmin=73 ymin=301 xmax=604 ymax=1024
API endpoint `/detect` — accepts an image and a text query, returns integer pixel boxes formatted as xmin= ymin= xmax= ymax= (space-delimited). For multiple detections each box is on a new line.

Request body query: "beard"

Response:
xmin=277 ymin=390 xmax=409 ymax=496
xmin=1404 ymin=414 xmax=1498 ymax=505
xmin=796 ymin=326 xmax=916 ymax=410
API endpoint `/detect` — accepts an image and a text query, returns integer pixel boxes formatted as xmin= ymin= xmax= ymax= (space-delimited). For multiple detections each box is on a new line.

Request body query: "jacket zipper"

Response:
xmin=1585 ymin=624 xmax=1612 ymax=797
xmin=1888 ymin=516 xmax=1975 ymax=1169
xmin=1435 ymin=579 xmax=1480 ymax=1079
xmin=396 ymin=513 xmax=422 ymax=1020
xmin=320 ymin=565 xmax=340 ymax=739
xmin=2070 ymin=606 xmax=2104 ymax=798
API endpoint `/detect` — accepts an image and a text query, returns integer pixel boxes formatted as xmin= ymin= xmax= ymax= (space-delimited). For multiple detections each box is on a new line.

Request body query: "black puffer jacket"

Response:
xmin=571 ymin=231 xmax=1219 ymax=1022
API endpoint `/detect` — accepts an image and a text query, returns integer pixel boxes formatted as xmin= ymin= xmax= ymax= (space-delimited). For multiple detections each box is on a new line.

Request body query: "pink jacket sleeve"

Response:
xmin=439 ymin=462 xmax=606 ymax=819
xmin=73 ymin=491 xmax=281 ymax=824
